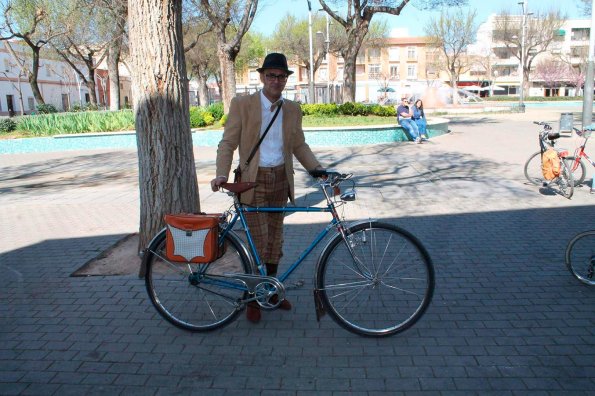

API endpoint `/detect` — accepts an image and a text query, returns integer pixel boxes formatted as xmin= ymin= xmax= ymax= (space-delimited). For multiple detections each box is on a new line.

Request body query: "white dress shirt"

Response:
xmin=258 ymin=91 xmax=284 ymax=167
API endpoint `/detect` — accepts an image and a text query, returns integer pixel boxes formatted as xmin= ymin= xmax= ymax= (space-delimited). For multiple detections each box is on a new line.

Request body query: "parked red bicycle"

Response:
xmin=567 ymin=125 xmax=594 ymax=187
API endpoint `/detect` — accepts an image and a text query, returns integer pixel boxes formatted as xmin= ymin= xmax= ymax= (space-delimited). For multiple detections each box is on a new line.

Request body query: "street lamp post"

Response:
xmin=581 ymin=0 xmax=595 ymax=129
xmin=307 ymin=0 xmax=315 ymax=103
xmin=324 ymin=12 xmax=330 ymax=103
xmin=518 ymin=0 xmax=528 ymax=113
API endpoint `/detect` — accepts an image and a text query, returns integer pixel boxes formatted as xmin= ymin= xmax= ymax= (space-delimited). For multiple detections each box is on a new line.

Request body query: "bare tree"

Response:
xmin=534 ymin=57 xmax=568 ymax=93
xmin=493 ymin=10 xmax=565 ymax=99
xmin=50 ymin=1 xmax=117 ymax=106
xmin=94 ymin=0 xmax=128 ymax=110
xmin=0 ymin=60 xmax=26 ymax=114
xmin=183 ymin=16 xmax=217 ymax=106
xmin=0 ymin=0 xmax=69 ymax=105
xmin=194 ymin=0 xmax=258 ymax=113
xmin=425 ymin=8 xmax=478 ymax=104
xmin=128 ymin=0 xmax=199 ymax=256
xmin=318 ymin=0 xmax=467 ymax=103
xmin=269 ymin=14 xmax=328 ymax=90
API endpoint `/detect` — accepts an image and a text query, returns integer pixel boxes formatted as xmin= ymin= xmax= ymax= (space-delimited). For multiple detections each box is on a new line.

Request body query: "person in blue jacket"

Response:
xmin=412 ymin=99 xmax=428 ymax=140
xmin=396 ymin=96 xmax=422 ymax=144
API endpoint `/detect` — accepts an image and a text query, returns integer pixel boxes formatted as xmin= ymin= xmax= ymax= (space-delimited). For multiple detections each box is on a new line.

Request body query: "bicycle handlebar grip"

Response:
xmin=309 ymin=169 xmax=329 ymax=178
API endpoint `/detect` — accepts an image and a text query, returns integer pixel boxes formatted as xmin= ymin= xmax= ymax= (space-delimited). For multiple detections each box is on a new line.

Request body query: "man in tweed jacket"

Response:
xmin=211 ymin=53 xmax=323 ymax=323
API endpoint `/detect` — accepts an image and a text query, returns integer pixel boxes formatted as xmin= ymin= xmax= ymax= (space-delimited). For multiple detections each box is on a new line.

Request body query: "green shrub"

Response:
xmin=16 ymin=110 xmax=135 ymax=136
xmin=219 ymin=114 xmax=228 ymax=126
xmin=206 ymin=102 xmax=224 ymax=120
xmin=338 ymin=102 xmax=370 ymax=116
xmin=0 ymin=118 xmax=17 ymax=133
xmin=36 ymin=104 xmax=58 ymax=114
xmin=300 ymin=104 xmax=319 ymax=116
xmin=189 ymin=107 xmax=206 ymax=128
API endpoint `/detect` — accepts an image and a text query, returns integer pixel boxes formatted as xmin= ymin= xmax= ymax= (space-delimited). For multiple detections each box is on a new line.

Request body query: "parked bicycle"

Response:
xmin=565 ymin=230 xmax=595 ymax=286
xmin=142 ymin=170 xmax=435 ymax=337
xmin=523 ymin=121 xmax=574 ymax=199
xmin=566 ymin=125 xmax=594 ymax=187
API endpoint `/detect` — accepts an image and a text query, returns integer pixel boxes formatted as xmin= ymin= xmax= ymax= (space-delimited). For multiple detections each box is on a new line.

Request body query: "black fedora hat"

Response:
xmin=256 ymin=53 xmax=294 ymax=75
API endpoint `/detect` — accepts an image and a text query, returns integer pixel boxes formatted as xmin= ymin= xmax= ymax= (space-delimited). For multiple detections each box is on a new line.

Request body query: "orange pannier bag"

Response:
xmin=164 ymin=213 xmax=223 ymax=263
xmin=541 ymin=148 xmax=561 ymax=181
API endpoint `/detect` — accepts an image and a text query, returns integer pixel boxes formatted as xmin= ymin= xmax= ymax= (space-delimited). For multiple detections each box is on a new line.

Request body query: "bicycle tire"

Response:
xmin=524 ymin=151 xmax=544 ymax=186
xmin=144 ymin=229 xmax=253 ymax=332
xmin=524 ymin=151 xmax=585 ymax=187
xmin=565 ymin=230 xmax=595 ymax=286
xmin=556 ymin=159 xmax=574 ymax=199
xmin=315 ymin=221 xmax=435 ymax=337
xmin=564 ymin=156 xmax=587 ymax=186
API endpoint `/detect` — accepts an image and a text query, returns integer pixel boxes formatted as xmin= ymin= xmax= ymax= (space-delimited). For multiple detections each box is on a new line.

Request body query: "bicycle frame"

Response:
xmin=570 ymin=131 xmax=595 ymax=170
xmin=219 ymin=180 xmax=350 ymax=283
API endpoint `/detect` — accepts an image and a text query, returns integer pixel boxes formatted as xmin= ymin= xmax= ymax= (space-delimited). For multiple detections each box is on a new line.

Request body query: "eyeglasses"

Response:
xmin=265 ymin=73 xmax=288 ymax=82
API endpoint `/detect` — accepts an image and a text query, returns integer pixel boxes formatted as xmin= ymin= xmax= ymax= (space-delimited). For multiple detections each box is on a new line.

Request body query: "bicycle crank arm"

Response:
xmin=224 ymin=273 xmax=286 ymax=300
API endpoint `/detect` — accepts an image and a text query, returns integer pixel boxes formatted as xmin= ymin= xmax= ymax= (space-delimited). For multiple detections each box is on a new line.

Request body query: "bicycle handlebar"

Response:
xmin=533 ymin=121 xmax=552 ymax=130
xmin=309 ymin=169 xmax=350 ymax=180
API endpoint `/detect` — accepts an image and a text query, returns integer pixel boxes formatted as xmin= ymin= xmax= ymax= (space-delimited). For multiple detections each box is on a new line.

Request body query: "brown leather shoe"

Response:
xmin=270 ymin=295 xmax=292 ymax=311
xmin=246 ymin=302 xmax=261 ymax=323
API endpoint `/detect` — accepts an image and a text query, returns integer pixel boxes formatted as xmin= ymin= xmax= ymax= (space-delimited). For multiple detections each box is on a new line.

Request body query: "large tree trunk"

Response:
xmin=128 ymin=0 xmax=200 ymax=272
xmin=218 ymin=45 xmax=237 ymax=113
xmin=197 ymin=70 xmax=209 ymax=106
xmin=107 ymin=38 xmax=122 ymax=111
xmin=340 ymin=26 xmax=367 ymax=103
xmin=29 ymin=48 xmax=45 ymax=105
xmin=86 ymin=78 xmax=98 ymax=105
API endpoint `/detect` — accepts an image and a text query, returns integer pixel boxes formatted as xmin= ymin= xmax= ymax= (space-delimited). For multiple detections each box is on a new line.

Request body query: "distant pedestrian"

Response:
xmin=396 ymin=96 xmax=422 ymax=144
xmin=412 ymin=99 xmax=428 ymax=140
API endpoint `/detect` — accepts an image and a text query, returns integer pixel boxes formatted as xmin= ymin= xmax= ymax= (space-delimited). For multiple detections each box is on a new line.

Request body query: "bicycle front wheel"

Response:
xmin=316 ymin=222 xmax=435 ymax=337
xmin=565 ymin=230 xmax=595 ymax=286
xmin=144 ymin=230 xmax=252 ymax=331
xmin=524 ymin=151 xmax=544 ymax=186
xmin=564 ymin=156 xmax=586 ymax=186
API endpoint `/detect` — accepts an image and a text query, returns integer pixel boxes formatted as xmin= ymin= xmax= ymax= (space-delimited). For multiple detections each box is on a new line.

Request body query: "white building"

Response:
xmin=0 ymin=41 xmax=92 ymax=116
xmin=469 ymin=15 xmax=592 ymax=97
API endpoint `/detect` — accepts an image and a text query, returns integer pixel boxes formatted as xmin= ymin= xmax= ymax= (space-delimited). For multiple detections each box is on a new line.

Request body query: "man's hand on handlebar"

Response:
xmin=210 ymin=176 xmax=228 ymax=192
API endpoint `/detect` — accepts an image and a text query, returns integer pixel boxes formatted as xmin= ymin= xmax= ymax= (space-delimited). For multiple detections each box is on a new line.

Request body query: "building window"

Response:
xmin=368 ymin=64 xmax=381 ymax=78
xmin=407 ymin=47 xmax=417 ymax=60
xmin=407 ymin=65 xmax=417 ymax=79
xmin=389 ymin=65 xmax=399 ymax=79
xmin=388 ymin=48 xmax=399 ymax=61
xmin=27 ymin=97 xmax=35 ymax=111
xmin=571 ymin=28 xmax=590 ymax=41
xmin=356 ymin=64 xmax=365 ymax=75
xmin=45 ymin=65 xmax=52 ymax=77
xmin=571 ymin=46 xmax=588 ymax=58
xmin=249 ymin=71 xmax=259 ymax=83
xmin=368 ymin=47 xmax=381 ymax=60
xmin=4 ymin=59 xmax=11 ymax=72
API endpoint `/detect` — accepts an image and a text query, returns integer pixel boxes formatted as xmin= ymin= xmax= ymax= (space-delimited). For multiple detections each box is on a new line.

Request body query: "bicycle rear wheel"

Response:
xmin=565 ymin=230 xmax=595 ymax=286
xmin=144 ymin=230 xmax=252 ymax=331
xmin=555 ymin=159 xmax=574 ymax=199
xmin=316 ymin=222 xmax=434 ymax=337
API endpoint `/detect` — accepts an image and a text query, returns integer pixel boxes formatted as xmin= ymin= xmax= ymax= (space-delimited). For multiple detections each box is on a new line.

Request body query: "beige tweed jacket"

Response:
xmin=215 ymin=92 xmax=321 ymax=204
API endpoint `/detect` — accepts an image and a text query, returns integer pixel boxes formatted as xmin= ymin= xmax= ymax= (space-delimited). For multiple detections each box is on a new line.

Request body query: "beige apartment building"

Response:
xmin=235 ymin=17 xmax=592 ymax=104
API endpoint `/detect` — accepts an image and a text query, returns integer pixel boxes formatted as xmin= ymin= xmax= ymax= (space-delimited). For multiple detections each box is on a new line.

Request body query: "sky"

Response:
xmin=252 ymin=0 xmax=587 ymax=37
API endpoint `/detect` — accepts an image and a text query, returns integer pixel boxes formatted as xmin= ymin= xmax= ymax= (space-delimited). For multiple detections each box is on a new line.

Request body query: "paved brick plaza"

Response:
xmin=0 ymin=107 xmax=594 ymax=395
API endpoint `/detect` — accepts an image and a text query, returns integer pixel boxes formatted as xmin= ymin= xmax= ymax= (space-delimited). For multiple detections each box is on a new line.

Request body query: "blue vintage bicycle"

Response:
xmin=143 ymin=170 xmax=435 ymax=337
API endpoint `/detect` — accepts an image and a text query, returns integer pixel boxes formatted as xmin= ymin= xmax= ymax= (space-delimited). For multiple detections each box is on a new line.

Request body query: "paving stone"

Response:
xmin=1 ymin=110 xmax=594 ymax=395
